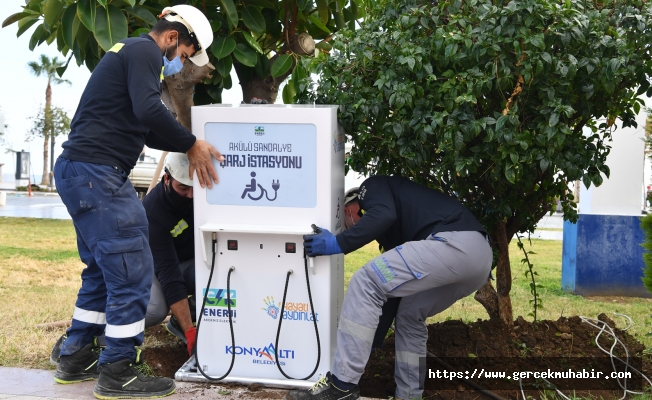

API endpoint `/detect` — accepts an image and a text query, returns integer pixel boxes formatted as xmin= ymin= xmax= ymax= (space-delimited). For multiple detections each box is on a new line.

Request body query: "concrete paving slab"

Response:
xmin=0 ymin=367 xmax=377 ymax=400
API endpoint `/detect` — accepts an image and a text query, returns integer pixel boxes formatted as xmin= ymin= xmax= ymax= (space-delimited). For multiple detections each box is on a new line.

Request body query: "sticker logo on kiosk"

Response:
xmin=261 ymin=296 xmax=318 ymax=322
xmin=205 ymin=123 xmax=317 ymax=208
xmin=225 ymin=342 xmax=295 ymax=366
xmin=202 ymin=288 xmax=237 ymax=323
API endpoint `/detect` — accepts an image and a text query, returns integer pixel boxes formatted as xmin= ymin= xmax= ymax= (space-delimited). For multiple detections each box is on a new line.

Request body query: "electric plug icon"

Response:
xmin=272 ymin=179 xmax=280 ymax=192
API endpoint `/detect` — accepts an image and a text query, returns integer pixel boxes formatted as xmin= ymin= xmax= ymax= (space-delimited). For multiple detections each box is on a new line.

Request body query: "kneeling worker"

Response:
xmin=142 ymin=152 xmax=198 ymax=353
xmin=290 ymin=175 xmax=492 ymax=400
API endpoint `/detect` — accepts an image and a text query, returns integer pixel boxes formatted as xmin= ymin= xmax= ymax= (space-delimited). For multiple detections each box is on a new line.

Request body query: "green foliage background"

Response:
xmin=298 ymin=0 xmax=652 ymax=240
xmin=3 ymin=0 xmax=367 ymax=103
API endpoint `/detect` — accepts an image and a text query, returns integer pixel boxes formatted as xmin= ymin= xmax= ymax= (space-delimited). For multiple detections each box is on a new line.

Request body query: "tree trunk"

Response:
xmin=161 ymin=62 xmax=215 ymax=130
xmin=236 ymin=33 xmax=315 ymax=104
xmin=41 ymin=82 xmax=52 ymax=186
xmin=474 ymin=220 xmax=513 ymax=325
xmin=494 ymin=220 xmax=513 ymax=325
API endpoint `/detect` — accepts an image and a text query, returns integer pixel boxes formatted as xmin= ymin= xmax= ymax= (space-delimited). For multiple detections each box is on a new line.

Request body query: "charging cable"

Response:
xmin=194 ymin=232 xmax=236 ymax=381
xmin=273 ymin=228 xmax=321 ymax=380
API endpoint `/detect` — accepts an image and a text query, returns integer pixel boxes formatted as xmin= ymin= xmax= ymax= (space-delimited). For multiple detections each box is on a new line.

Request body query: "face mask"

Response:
xmin=164 ymin=180 xmax=193 ymax=213
xmin=162 ymin=37 xmax=182 ymax=77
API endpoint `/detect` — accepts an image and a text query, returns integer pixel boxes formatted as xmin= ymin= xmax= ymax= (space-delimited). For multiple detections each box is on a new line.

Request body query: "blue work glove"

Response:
xmin=303 ymin=227 xmax=342 ymax=257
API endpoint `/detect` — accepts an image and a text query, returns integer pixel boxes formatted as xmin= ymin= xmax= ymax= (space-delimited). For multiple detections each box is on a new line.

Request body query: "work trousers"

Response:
xmin=54 ymin=157 xmax=153 ymax=365
xmin=332 ymin=231 xmax=492 ymax=399
xmin=146 ymin=259 xmax=197 ymax=326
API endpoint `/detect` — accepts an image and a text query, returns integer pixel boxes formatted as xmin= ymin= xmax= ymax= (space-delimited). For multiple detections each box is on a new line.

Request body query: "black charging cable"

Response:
xmin=273 ymin=228 xmax=321 ymax=380
xmin=194 ymin=233 xmax=236 ymax=381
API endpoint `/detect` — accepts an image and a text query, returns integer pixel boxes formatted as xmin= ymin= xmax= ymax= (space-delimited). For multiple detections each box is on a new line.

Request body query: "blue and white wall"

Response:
xmin=562 ymin=110 xmax=651 ymax=297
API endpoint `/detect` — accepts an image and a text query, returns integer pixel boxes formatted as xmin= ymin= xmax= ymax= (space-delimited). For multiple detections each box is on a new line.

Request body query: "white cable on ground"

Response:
xmin=519 ymin=313 xmax=652 ymax=400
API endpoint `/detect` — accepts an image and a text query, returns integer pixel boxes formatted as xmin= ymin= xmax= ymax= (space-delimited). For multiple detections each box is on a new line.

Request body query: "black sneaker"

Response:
xmin=165 ymin=316 xmax=186 ymax=344
xmin=53 ymin=341 xmax=101 ymax=384
xmin=93 ymin=351 xmax=175 ymax=399
xmin=285 ymin=372 xmax=360 ymax=400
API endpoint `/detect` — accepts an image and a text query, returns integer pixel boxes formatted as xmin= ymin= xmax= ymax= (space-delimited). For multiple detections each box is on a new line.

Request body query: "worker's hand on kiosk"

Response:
xmin=185 ymin=326 xmax=197 ymax=356
xmin=303 ymin=225 xmax=342 ymax=257
xmin=186 ymin=140 xmax=225 ymax=189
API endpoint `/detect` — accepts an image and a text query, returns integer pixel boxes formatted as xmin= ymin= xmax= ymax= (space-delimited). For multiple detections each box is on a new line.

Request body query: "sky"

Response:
xmin=0 ymin=0 xmax=244 ymax=181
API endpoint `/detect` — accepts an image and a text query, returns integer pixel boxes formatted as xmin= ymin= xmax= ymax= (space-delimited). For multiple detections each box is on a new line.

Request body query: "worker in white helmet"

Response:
xmin=53 ymin=5 xmax=218 ymax=399
xmin=142 ymin=153 xmax=198 ymax=356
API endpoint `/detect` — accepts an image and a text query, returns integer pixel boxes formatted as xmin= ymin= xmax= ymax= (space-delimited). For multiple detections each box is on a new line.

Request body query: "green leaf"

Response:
xmin=308 ymin=15 xmax=330 ymax=34
xmin=454 ymin=131 xmax=463 ymax=150
xmin=215 ymin=55 xmax=233 ymax=77
xmin=496 ymin=115 xmax=508 ymax=130
xmin=97 ymin=0 xmax=107 ymax=8
xmin=540 ymin=158 xmax=549 ymax=172
xmin=541 ymin=52 xmax=552 ymax=64
xmin=530 ymin=35 xmax=544 ymax=50
xmin=271 ymin=54 xmax=293 ymax=78
xmin=240 ymin=31 xmax=263 ymax=54
xmin=56 ymin=54 xmax=72 ymax=77
xmin=77 ymin=0 xmax=96 ymax=32
xmin=3 ymin=12 xmax=32 ymax=28
xmin=127 ymin=0 xmax=136 ymax=6
xmin=94 ymin=4 xmax=128 ymax=52
xmin=44 ymin=0 xmax=65 ymax=30
xmin=242 ymin=5 xmax=266 ymax=35
xmin=549 ymin=113 xmax=559 ymax=127
xmin=211 ymin=36 xmax=236 ymax=59
xmin=16 ymin=17 xmax=39 ymax=38
xmin=62 ymin=4 xmax=78 ymax=49
xmin=28 ymin=23 xmax=47 ymax=51
xmin=255 ymin=53 xmax=270 ymax=78
xmin=505 ymin=167 xmax=516 ymax=184
xmin=130 ymin=27 xmax=149 ymax=37
xmin=316 ymin=0 xmax=329 ymax=25
xmin=333 ymin=11 xmax=345 ymax=30
xmin=282 ymin=80 xmax=297 ymax=103
xmin=205 ymin=84 xmax=223 ymax=102
xmin=220 ymin=0 xmax=239 ymax=28
xmin=125 ymin=6 xmax=157 ymax=26
xmin=233 ymin=43 xmax=257 ymax=67
xmin=315 ymin=40 xmax=332 ymax=51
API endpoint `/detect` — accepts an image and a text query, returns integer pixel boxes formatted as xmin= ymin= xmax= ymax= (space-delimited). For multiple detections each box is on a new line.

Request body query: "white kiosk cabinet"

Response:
xmin=177 ymin=105 xmax=345 ymax=389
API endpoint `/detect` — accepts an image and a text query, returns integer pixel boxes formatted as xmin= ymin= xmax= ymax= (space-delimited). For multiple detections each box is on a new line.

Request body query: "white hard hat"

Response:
xmin=160 ymin=5 xmax=213 ymax=66
xmin=344 ymin=187 xmax=359 ymax=205
xmin=164 ymin=152 xmax=193 ymax=186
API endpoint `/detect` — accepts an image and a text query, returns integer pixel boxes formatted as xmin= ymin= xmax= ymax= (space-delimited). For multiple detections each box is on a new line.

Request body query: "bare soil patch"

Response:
xmin=142 ymin=314 xmax=652 ymax=399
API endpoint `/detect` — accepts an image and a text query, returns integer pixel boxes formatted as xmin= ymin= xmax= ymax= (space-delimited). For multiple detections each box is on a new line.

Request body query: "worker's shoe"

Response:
xmin=53 ymin=341 xmax=101 ymax=384
xmin=285 ymin=372 xmax=360 ymax=400
xmin=93 ymin=354 xmax=175 ymax=399
xmin=51 ymin=334 xmax=104 ymax=366
xmin=165 ymin=316 xmax=187 ymax=344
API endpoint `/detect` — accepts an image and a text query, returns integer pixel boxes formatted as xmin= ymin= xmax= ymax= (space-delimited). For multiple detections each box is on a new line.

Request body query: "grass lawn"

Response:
xmin=1 ymin=216 xmax=651 ymax=372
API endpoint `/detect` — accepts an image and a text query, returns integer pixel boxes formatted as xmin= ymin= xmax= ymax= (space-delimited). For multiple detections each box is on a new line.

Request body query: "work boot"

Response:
xmin=51 ymin=334 xmax=104 ymax=366
xmin=53 ymin=342 xmax=101 ymax=384
xmin=285 ymin=372 xmax=360 ymax=400
xmin=165 ymin=316 xmax=187 ymax=344
xmin=93 ymin=351 xmax=175 ymax=399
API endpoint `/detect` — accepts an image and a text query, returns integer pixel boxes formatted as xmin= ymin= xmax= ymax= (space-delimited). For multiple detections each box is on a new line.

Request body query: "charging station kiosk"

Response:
xmin=175 ymin=104 xmax=345 ymax=389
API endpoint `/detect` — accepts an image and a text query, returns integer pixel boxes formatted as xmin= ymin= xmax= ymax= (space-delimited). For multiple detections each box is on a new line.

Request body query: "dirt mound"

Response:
xmin=142 ymin=314 xmax=651 ymax=399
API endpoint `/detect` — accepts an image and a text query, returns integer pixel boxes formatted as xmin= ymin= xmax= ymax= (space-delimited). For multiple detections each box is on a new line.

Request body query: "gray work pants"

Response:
xmin=146 ymin=259 xmax=196 ymax=326
xmin=332 ymin=231 xmax=492 ymax=399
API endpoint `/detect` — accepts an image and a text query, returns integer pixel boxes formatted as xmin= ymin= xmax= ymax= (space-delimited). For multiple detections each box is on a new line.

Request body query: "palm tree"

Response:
xmin=27 ymin=55 xmax=71 ymax=186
